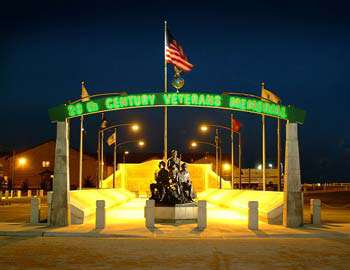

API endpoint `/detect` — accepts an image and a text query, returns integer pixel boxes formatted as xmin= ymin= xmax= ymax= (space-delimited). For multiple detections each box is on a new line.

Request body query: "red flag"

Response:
xmin=232 ymin=118 xmax=241 ymax=132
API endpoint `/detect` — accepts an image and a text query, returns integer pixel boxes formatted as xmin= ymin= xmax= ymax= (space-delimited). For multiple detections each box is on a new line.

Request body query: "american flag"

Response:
xmin=165 ymin=27 xmax=193 ymax=72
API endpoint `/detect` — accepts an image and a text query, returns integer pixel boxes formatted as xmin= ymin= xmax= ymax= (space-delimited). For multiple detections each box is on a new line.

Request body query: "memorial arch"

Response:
xmin=48 ymin=91 xmax=306 ymax=227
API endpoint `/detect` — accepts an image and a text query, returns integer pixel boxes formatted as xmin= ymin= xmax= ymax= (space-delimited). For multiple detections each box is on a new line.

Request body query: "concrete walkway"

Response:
xmin=0 ymin=198 xmax=349 ymax=239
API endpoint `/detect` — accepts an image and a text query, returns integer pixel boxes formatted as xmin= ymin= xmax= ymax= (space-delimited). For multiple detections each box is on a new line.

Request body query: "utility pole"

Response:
xmin=113 ymin=128 xmax=117 ymax=189
xmin=230 ymin=114 xmax=234 ymax=189
xmin=215 ymin=128 xmax=219 ymax=188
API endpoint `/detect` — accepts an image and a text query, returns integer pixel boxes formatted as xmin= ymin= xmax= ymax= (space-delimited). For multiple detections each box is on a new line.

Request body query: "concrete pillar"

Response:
xmin=50 ymin=120 xmax=71 ymax=226
xmin=39 ymin=190 xmax=44 ymax=197
xmin=96 ymin=200 xmax=106 ymax=230
xmin=10 ymin=190 xmax=13 ymax=198
xmin=30 ymin=197 xmax=41 ymax=224
xmin=27 ymin=190 xmax=32 ymax=197
xmin=248 ymin=201 xmax=259 ymax=230
xmin=47 ymin=192 xmax=53 ymax=225
xmin=283 ymin=122 xmax=303 ymax=227
xmin=310 ymin=199 xmax=321 ymax=225
xmin=145 ymin=199 xmax=155 ymax=229
xmin=198 ymin=200 xmax=207 ymax=230
xmin=5 ymin=190 xmax=9 ymax=200
xmin=17 ymin=190 xmax=21 ymax=198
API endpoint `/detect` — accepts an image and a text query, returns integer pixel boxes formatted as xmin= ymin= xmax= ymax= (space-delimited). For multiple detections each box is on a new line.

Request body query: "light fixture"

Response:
xmin=131 ymin=124 xmax=140 ymax=131
xmin=257 ymin=164 xmax=262 ymax=170
xmin=222 ymin=163 xmax=231 ymax=171
xmin=18 ymin=157 xmax=27 ymax=167
xmin=190 ymin=141 xmax=198 ymax=148
xmin=199 ymin=125 xmax=209 ymax=132
xmin=124 ymin=151 xmax=129 ymax=155
xmin=268 ymin=163 xmax=273 ymax=168
xmin=138 ymin=140 xmax=145 ymax=146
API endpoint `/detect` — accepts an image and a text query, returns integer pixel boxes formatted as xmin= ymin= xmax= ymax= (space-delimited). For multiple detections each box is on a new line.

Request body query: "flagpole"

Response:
xmin=261 ymin=82 xmax=266 ymax=191
xmin=97 ymin=130 xmax=101 ymax=187
xmin=79 ymin=115 xmax=84 ymax=190
xmin=230 ymin=114 xmax=234 ymax=189
xmin=277 ymin=117 xmax=281 ymax=191
xmin=101 ymin=130 xmax=104 ymax=185
xmin=113 ymin=128 xmax=116 ymax=189
xmin=164 ymin=20 xmax=168 ymax=161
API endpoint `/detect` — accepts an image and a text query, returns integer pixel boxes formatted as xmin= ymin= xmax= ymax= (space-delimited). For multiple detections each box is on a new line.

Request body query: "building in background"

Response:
xmin=0 ymin=140 xmax=102 ymax=190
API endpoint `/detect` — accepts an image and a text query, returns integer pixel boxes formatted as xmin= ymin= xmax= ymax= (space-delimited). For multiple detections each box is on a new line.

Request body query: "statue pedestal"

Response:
xmin=154 ymin=203 xmax=198 ymax=224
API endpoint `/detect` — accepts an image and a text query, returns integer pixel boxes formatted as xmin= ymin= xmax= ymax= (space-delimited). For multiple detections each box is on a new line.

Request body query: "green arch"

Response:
xmin=48 ymin=92 xmax=306 ymax=124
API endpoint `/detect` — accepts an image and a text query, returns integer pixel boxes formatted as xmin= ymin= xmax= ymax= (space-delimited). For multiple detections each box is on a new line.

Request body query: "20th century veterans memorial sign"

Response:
xmin=48 ymin=92 xmax=306 ymax=124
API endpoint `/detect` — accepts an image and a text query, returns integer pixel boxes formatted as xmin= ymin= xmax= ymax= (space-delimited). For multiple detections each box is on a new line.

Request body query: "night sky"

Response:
xmin=1 ymin=0 xmax=349 ymax=181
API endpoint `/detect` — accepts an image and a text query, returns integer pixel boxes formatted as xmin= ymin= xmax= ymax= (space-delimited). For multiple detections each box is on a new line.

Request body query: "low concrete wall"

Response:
xmin=197 ymin=189 xmax=284 ymax=224
xmin=101 ymin=160 xmax=230 ymax=194
xmin=69 ymin=189 xmax=136 ymax=224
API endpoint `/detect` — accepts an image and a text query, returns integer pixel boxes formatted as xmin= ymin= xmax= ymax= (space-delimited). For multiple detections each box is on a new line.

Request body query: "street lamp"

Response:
xmin=123 ymin=150 xmax=129 ymax=163
xmin=131 ymin=124 xmax=140 ymax=131
xmin=198 ymin=120 xmax=242 ymax=189
xmin=98 ymin=122 xmax=141 ymax=188
xmin=222 ymin=162 xmax=231 ymax=172
xmin=18 ymin=157 xmax=27 ymax=167
xmin=190 ymin=140 xmax=223 ymax=189
xmin=101 ymin=139 xmax=145 ymax=189
xmin=138 ymin=140 xmax=145 ymax=147
xmin=191 ymin=141 xmax=198 ymax=148
xmin=199 ymin=125 xmax=209 ymax=132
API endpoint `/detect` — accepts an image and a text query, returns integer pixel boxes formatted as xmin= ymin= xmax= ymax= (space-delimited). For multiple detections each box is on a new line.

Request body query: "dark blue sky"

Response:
xmin=1 ymin=0 xmax=349 ymax=181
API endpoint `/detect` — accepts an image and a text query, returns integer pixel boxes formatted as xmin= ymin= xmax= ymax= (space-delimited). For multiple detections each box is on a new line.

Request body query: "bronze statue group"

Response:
xmin=150 ymin=150 xmax=195 ymax=206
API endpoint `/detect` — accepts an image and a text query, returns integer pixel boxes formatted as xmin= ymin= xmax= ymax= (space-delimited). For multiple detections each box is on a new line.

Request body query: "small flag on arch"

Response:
xmin=81 ymin=81 xmax=90 ymax=102
xmin=166 ymin=27 xmax=193 ymax=72
xmin=107 ymin=132 xmax=116 ymax=146
xmin=261 ymin=83 xmax=280 ymax=104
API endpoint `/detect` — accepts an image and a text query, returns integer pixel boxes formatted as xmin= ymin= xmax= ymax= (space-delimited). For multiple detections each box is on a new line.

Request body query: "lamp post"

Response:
xmin=223 ymin=90 xmax=282 ymax=191
xmin=190 ymin=140 xmax=223 ymax=189
xmin=199 ymin=123 xmax=242 ymax=189
xmin=98 ymin=122 xmax=140 ymax=188
xmin=123 ymin=150 xmax=129 ymax=163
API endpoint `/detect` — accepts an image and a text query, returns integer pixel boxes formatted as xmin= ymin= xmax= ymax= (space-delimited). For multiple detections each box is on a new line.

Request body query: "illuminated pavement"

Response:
xmin=1 ymin=198 xmax=350 ymax=239
xmin=1 ymin=198 xmax=350 ymax=269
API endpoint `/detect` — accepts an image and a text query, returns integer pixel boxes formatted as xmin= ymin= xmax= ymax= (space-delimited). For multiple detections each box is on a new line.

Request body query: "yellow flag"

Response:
xmin=261 ymin=86 xmax=280 ymax=104
xmin=81 ymin=81 xmax=90 ymax=102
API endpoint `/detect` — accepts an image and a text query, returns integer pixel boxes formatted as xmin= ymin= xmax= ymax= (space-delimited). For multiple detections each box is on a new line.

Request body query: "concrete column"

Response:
xmin=47 ymin=191 xmax=53 ymax=225
xmin=5 ymin=190 xmax=9 ymax=200
xmin=27 ymin=190 xmax=32 ymax=197
xmin=145 ymin=199 xmax=155 ymax=229
xmin=310 ymin=199 xmax=321 ymax=225
xmin=10 ymin=190 xmax=13 ymax=198
xmin=50 ymin=120 xmax=71 ymax=226
xmin=283 ymin=122 xmax=303 ymax=227
xmin=17 ymin=190 xmax=21 ymax=198
xmin=30 ymin=197 xmax=41 ymax=224
xmin=198 ymin=200 xmax=207 ymax=230
xmin=96 ymin=200 xmax=106 ymax=230
xmin=248 ymin=201 xmax=259 ymax=230
xmin=39 ymin=190 xmax=44 ymax=197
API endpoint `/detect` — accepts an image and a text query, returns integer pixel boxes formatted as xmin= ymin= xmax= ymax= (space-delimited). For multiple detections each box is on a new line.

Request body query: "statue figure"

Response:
xmin=150 ymin=161 xmax=168 ymax=202
xmin=167 ymin=150 xmax=181 ymax=175
xmin=149 ymin=150 xmax=195 ymax=206
xmin=179 ymin=163 xmax=194 ymax=202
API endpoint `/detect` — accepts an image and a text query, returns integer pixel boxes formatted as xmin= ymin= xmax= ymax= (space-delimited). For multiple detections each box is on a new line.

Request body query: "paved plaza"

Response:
xmin=1 ymin=236 xmax=350 ymax=270
xmin=1 ymin=197 xmax=350 ymax=269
